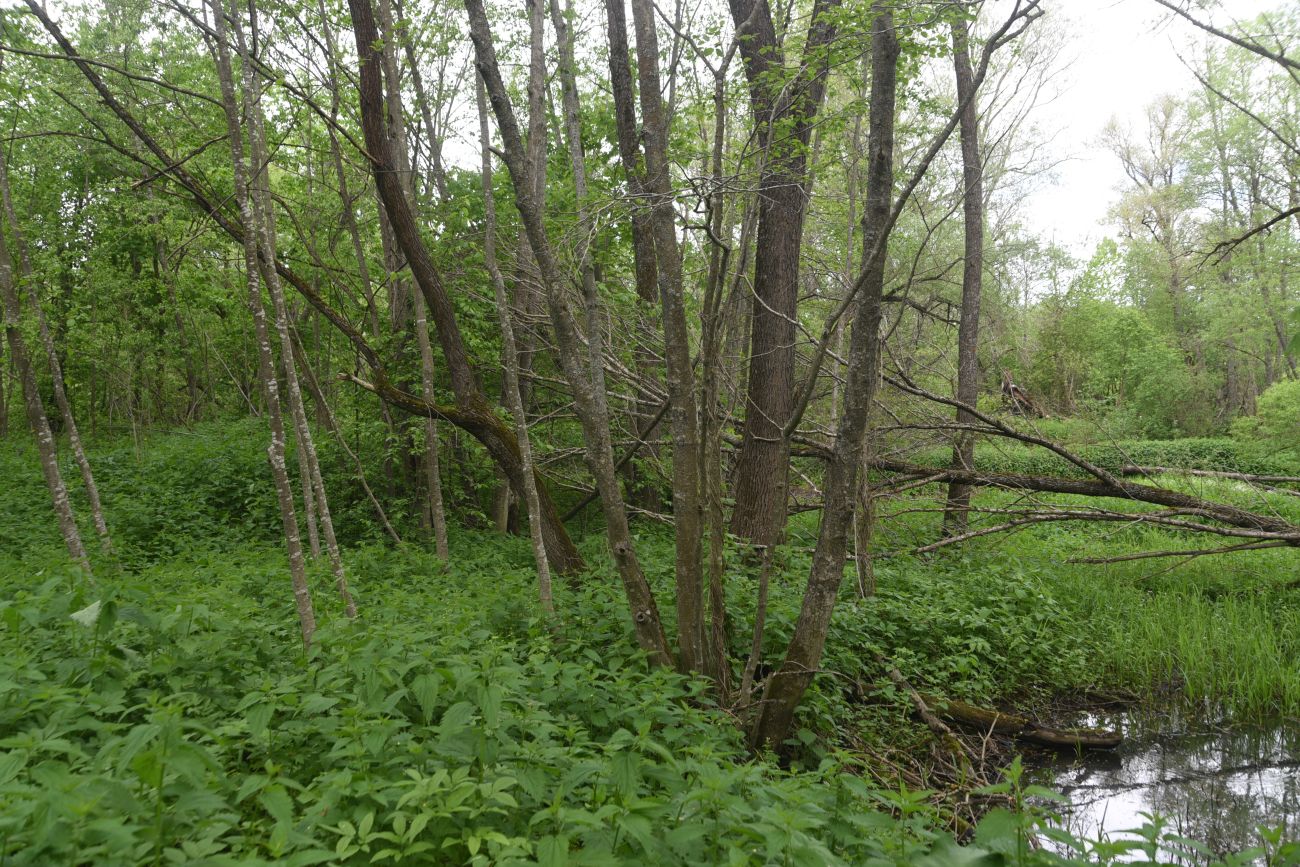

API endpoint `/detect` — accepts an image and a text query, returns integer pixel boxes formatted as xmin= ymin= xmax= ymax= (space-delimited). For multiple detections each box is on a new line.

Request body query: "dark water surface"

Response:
xmin=1039 ymin=708 xmax=1299 ymax=860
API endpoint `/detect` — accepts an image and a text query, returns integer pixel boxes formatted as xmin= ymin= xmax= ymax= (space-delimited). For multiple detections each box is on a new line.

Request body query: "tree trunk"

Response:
xmin=942 ymin=18 xmax=986 ymax=535
xmin=232 ymin=1 xmax=356 ymax=617
xmin=0 ymin=144 xmax=112 ymax=558
xmin=210 ymin=0 xmax=316 ymax=646
xmin=752 ymin=6 xmax=897 ymax=751
xmin=464 ymin=0 xmax=673 ymax=666
xmin=477 ymin=75 xmax=552 ymax=612
xmin=727 ymin=0 xmax=840 ymax=549
xmin=1 ymin=218 xmax=90 ymax=574
xmin=621 ymin=0 xmax=708 ymax=676
xmin=345 ymin=0 xmax=585 ymax=575
xmin=373 ymin=0 xmax=451 ymax=558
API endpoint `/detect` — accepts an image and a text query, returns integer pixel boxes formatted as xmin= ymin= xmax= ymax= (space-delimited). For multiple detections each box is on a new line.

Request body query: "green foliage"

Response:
xmin=1231 ymin=379 xmax=1300 ymax=459
xmin=0 ymin=543 xmax=1099 ymax=867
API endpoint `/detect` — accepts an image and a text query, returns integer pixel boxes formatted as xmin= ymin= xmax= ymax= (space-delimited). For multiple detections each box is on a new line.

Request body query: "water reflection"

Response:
xmin=1043 ymin=710 xmax=1299 ymax=862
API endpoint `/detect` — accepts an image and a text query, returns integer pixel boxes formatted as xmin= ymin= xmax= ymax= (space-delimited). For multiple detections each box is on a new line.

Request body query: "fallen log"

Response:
xmin=1119 ymin=465 xmax=1300 ymax=485
xmin=919 ymin=695 xmax=1122 ymax=750
xmin=868 ymin=458 xmax=1300 ymax=539
xmin=1120 ymin=465 xmax=1300 ymax=499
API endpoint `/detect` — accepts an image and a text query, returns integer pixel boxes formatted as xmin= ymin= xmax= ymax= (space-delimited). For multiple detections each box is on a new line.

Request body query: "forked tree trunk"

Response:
xmin=211 ymin=0 xmax=316 ymax=646
xmin=752 ymin=6 xmax=898 ymax=751
xmin=727 ymin=0 xmax=839 ymax=549
xmin=943 ymin=17 xmax=986 ymax=536
xmin=464 ymin=0 xmax=673 ymax=666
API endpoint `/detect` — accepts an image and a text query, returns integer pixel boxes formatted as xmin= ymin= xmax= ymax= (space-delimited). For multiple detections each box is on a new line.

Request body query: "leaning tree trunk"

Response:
xmin=24 ymin=0 xmax=567 ymax=577
xmin=752 ymin=5 xmax=898 ymax=751
xmin=942 ymin=17 xmax=986 ymax=536
xmin=211 ymin=0 xmax=316 ymax=646
xmin=464 ymin=0 xmax=674 ymax=666
xmin=0 ymin=144 xmax=112 ymax=558
xmin=1 ymin=211 xmax=91 ymax=575
xmin=345 ymin=0 xmax=585 ymax=575
xmin=232 ymin=0 xmax=356 ymax=618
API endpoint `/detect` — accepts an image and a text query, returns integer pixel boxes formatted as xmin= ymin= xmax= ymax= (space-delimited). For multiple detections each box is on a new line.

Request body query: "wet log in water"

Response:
xmin=920 ymin=695 xmax=1122 ymax=750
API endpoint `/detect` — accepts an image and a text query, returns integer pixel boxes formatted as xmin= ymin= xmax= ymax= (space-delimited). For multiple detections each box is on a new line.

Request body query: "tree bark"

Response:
xmin=232 ymin=0 xmax=356 ymax=617
xmin=0 ymin=143 xmax=112 ymax=558
xmin=477 ymin=75 xmax=552 ymax=612
xmin=752 ymin=6 xmax=897 ymax=751
xmin=211 ymin=0 xmax=316 ymax=646
xmin=727 ymin=0 xmax=840 ymax=549
xmin=1 ymin=209 xmax=91 ymax=574
xmin=601 ymin=0 xmax=664 ymax=508
xmin=376 ymin=0 xmax=451 ymax=559
xmin=623 ymin=0 xmax=708 ymax=675
xmin=942 ymin=18 xmax=986 ymax=535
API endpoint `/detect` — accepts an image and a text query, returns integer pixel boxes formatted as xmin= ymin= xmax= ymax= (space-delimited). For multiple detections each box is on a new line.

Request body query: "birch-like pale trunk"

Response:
xmin=230 ymin=1 xmax=356 ymax=618
xmin=0 ymin=146 xmax=112 ymax=559
xmin=288 ymin=332 xmax=403 ymax=544
xmin=211 ymin=0 xmax=316 ymax=645
xmin=1 ymin=214 xmax=91 ymax=574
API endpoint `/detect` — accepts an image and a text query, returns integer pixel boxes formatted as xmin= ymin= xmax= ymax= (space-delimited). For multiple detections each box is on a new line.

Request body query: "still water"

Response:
xmin=1041 ymin=708 xmax=1299 ymax=860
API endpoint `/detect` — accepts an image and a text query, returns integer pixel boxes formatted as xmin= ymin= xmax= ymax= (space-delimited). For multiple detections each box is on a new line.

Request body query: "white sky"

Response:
xmin=1024 ymin=0 xmax=1281 ymax=257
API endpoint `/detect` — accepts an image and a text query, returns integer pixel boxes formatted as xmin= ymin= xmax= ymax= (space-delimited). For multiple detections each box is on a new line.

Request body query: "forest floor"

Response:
xmin=2 ymin=423 xmax=1298 ymax=864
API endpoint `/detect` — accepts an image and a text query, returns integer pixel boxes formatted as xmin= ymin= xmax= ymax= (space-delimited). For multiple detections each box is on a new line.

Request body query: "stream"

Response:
xmin=1037 ymin=707 xmax=1299 ymax=861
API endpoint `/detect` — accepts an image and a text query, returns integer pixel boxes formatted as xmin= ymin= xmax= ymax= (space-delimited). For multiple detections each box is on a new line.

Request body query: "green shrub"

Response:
xmin=1231 ymin=379 xmax=1300 ymax=459
xmin=0 ymin=545 xmax=1103 ymax=867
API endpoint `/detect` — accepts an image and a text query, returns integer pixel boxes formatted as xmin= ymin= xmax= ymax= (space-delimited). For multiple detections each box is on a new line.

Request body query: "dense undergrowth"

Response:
xmin=2 ymin=425 xmax=1298 ymax=864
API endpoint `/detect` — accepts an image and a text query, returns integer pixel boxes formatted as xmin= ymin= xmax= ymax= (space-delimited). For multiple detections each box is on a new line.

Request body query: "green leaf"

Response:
xmin=259 ymin=785 xmax=294 ymax=826
xmin=411 ymin=673 xmax=441 ymax=724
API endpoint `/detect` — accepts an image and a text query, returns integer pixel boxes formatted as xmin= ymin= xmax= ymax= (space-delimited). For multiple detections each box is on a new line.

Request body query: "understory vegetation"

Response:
xmin=3 ymin=427 xmax=1297 ymax=865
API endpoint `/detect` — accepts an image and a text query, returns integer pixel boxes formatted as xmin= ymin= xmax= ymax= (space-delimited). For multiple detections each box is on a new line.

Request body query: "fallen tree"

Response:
xmin=919 ymin=695 xmax=1123 ymax=750
xmin=868 ymin=458 xmax=1300 ymax=541
xmin=1119 ymin=465 xmax=1300 ymax=485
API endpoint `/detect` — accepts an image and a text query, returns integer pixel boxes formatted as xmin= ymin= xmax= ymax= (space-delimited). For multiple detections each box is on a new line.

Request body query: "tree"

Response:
xmin=726 ymin=0 xmax=841 ymax=549
xmin=943 ymin=15 xmax=987 ymax=536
